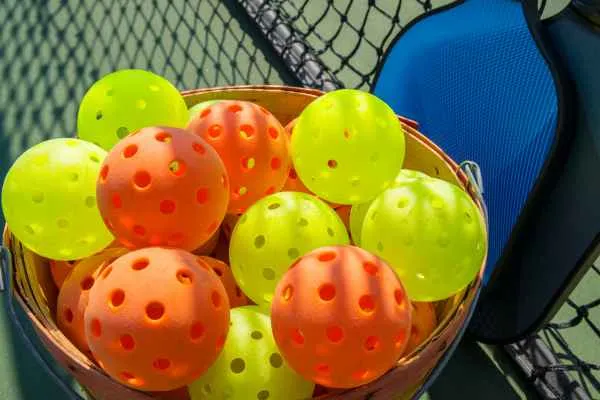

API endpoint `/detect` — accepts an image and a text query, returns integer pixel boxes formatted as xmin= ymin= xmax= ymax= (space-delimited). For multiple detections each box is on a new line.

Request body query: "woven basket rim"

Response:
xmin=2 ymin=85 xmax=487 ymax=400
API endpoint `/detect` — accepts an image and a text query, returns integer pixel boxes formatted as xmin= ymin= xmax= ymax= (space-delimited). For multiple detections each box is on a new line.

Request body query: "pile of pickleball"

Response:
xmin=1 ymin=69 xmax=486 ymax=399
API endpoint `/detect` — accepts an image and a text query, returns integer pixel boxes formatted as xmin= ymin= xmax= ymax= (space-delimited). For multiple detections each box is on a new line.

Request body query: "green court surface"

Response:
xmin=0 ymin=0 xmax=591 ymax=399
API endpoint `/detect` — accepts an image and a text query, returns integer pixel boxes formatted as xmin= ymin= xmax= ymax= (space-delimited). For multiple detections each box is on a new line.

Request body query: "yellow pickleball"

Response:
xmin=188 ymin=306 xmax=314 ymax=400
xmin=291 ymin=89 xmax=405 ymax=205
xmin=349 ymin=169 xmax=428 ymax=245
xmin=229 ymin=192 xmax=349 ymax=308
xmin=361 ymin=176 xmax=487 ymax=301
xmin=1 ymin=138 xmax=114 ymax=260
xmin=77 ymin=69 xmax=188 ymax=150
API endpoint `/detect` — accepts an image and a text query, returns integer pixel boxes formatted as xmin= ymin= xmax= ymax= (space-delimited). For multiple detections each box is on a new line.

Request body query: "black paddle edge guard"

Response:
xmin=235 ymin=0 xmax=342 ymax=92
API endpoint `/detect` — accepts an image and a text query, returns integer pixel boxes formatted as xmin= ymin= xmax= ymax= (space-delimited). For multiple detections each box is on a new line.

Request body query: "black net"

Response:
xmin=506 ymin=265 xmax=600 ymax=399
xmin=236 ymin=0 xmax=451 ymax=91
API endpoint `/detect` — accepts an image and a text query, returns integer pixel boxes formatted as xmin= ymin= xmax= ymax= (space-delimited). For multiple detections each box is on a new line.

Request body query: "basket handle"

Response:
xmin=459 ymin=160 xmax=488 ymax=227
xmin=0 ymin=245 xmax=85 ymax=400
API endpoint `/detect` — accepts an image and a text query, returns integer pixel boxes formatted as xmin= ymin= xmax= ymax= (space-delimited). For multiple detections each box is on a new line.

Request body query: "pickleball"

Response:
xmin=189 ymin=306 xmax=314 ymax=400
xmin=1 ymin=138 xmax=114 ymax=260
xmin=229 ymin=192 xmax=349 ymax=307
xmin=96 ymin=126 xmax=229 ymax=251
xmin=85 ymin=247 xmax=230 ymax=391
xmin=77 ymin=69 xmax=188 ymax=150
xmin=361 ymin=176 xmax=486 ymax=301
xmin=57 ymin=247 xmax=128 ymax=355
xmin=187 ymin=100 xmax=290 ymax=213
xmin=404 ymin=302 xmax=437 ymax=356
xmin=350 ymin=169 xmax=428 ymax=245
xmin=271 ymin=245 xmax=412 ymax=388
xmin=291 ymin=89 xmax=405 ymax=205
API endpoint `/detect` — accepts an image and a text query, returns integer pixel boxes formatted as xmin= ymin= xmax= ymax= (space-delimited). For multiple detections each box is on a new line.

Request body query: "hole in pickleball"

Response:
xmin=319 ymin=284 xmax=336 ymax=301
xmin=110 ymin=289 xmax=125 ymax=308
xmin=120 ymin=334 xmax=135 ymax=351
xmin=318 ymin=251 xmax=336 ymax=262
xmin=116 ymin=127 xmax=128 ymax=139
xmin=146 ymin=302 xmax=165 ymax=320
xmin=176 ymin=269 xmax=193 ymax=285
xmin=251 ymin=331 xmax=263 ymax=340
xmin=159 ymin=200 xmax=176 ymax=214
xmin=254 ymin=235 xmax=265 ymax=248
xmin=133 ymin=170 xmax=151 ymax=189
xmin=123 ymin=144 xmax=138 ymax=158
xmin=32 ymin=192 xmax=44 ymax=203
xmin=269 ymin=353 xmax=283 ymax=368
xmin=155 ymin=131 xmax=172 ymax=142
xmin=230 ymin=358 xmax=245 ymax=374
xmin=268 ymin=127 xmax=279 ymax=139
xmin=262 ymin=268 xmax=275 ymax=280
xmin=169 ymin=160 xmax=186 ymax=177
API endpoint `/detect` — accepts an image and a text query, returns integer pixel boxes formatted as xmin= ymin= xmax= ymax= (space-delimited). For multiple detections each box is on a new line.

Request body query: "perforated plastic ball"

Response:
xmin=189 ymin=306 xmax=314 ymax=400
xmin=57 ymin=247 xmax=128 ymax=355
xmin=96 ymin=126 xmax=229 ymax=251
xmin=404 ymin=302 xmax=437 ymax=356
xmin=188 ymin=100 xmax=222 ymax=123
xmin=291 ymin=89 xmax=405 ymax=205
xmin=187 ymin=100 xmax=290 ymax=213
xmin=198 ymin=257 xmax=250 ymax=308
xmin=85 ymin=247 xmax=230 ymax=391
xmin=229 ymin=192 xmax=349 ymax=307
xmin=77 ymin=69 xmax=188 ymax=150
xmin=350 ymin=169 xmax=428 ymax=245
xmin=271 ymin=245 xmax=412 ymax=388
xmin=50 ymin=259 xmax=76 ymax=289
xmin=1 ymin=138 xmax=114 ymax=260
xmin=361 ymin=176 xmax=487 ymax=301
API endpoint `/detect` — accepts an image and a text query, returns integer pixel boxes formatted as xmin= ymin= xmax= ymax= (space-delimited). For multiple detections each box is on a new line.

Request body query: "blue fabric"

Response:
xmin=374 ymin=0 xmax=558 ymax=282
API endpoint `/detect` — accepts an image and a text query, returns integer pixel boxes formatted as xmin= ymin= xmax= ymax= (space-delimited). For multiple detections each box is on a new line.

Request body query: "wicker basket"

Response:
xmin=0 ymin=85 xmax=487 ymax=400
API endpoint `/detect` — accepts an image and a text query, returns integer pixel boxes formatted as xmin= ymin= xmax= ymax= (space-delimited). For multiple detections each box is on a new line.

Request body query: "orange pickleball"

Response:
xmin=57 ymin=247 xmax=128 ymax=355
xmin=85 ymin=247 xmax=230 ymax=391
xmin=271 ymin=245 xmax=412 ymax=388
xmin=96 ymin=126 xmax=229 ymax=251
xmin=187 ymin=101 xmax=290 ymax=213
xmin=50 ymin=259 xmax=76 ymax=289
xmin=404 ymin=302 xmax=438 ymax=356
xmin=198 ymin=256 xmax=250 ymax=308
